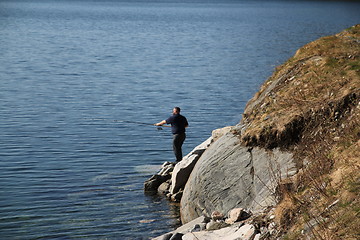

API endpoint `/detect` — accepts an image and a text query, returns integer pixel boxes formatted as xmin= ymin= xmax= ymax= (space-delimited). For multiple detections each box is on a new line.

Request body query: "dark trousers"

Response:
xmin=173 ymin=133 xmax=186 ymax=162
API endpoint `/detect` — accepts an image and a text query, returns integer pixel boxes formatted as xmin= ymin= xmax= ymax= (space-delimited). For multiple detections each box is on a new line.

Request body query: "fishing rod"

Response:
xmin=87 ymin=118 xmax=171 ymax=130
xmin=114 ymin=120 xmax=171 ymax=130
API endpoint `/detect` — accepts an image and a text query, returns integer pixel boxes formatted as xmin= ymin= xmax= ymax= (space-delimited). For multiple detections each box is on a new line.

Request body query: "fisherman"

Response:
xmin=155 ymin=107 xmax=189 ymax=162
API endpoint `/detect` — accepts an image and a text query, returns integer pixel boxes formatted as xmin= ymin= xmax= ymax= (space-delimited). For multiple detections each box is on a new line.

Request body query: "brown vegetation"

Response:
xmin=239 ymin=25 xmax=360 ymax=239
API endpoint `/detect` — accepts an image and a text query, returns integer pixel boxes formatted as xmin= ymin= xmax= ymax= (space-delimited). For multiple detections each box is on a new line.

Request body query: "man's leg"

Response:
xmin=173 ymin=133 xmax=186 ymax=162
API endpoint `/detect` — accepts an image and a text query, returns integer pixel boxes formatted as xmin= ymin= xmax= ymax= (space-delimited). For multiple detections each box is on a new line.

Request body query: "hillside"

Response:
xmin=151 ymin=25 xmax=359 ymax=240
xmin=239 ymin=24 xmax=360 ymax=239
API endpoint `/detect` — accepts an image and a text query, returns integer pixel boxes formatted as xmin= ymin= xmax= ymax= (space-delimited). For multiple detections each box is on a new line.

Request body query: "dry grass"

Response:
xmin=239 ymin=25 xmax=360 ymax=239
xmin=240 ymin=25 xmax=360 ymax=150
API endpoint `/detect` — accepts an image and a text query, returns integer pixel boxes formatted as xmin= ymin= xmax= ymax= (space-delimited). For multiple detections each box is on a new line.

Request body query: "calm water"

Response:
xmin=1 ymin=0 xmax=359 ymax=239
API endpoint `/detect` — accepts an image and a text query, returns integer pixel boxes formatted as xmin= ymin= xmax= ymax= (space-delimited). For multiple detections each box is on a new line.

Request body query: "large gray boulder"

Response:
xmin=180 ymin=129 xmax=297 ymax=223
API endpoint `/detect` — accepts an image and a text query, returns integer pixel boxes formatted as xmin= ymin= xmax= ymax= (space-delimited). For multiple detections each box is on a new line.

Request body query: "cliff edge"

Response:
xmin=151 ymin=25 xmax=359 ymax=240
xmin=181 ymin=25 xmax=359 ymax=239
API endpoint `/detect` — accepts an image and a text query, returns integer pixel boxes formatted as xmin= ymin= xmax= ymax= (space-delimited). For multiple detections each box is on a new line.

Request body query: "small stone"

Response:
xmin=170 ymin=191 xmax=183 ymax=202
xmin=144 ymin=174 xmax=170 ymax=192
xmin=268 ymin=222 xmax=276 ymax=230
xmin=198 ymin=223 xmax=207 ymax=231
xmin=190 ymin=223 xmax=206 ymax=232
xmin=225 ymin=208 xmax=249 ymax=224
xmin=260 ymin=226 xmax=269 ymax=234
xmin=159 ymin=162 xmax=175 ymax=176
xmin=161 ymin=161 xmax=174 ymax=168
xmin=254 ymin=233 xmax=261 ymax=240
xmin=158 ymin=182 xmax=170 ymax=195
xmin=206 ymin=220 xmax=229 ymax=231
xmin=268 ymin=222 xmax=277 ymax=234
xmin=211 ymin=211 xmax=224 ymax=221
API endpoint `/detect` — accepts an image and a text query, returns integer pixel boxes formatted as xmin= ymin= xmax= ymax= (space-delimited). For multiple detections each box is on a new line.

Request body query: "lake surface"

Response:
xmin=1 ymin=0 xmax=359 ymax=239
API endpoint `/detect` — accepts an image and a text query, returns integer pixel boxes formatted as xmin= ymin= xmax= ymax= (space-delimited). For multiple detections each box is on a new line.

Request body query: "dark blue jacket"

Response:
xmin=166 ymin=114 xmax=188 ymax=134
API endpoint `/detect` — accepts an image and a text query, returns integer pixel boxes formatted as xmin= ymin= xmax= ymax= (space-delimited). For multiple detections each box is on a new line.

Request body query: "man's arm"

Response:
xmin=155 ymin=120 xmax=167 ymax=126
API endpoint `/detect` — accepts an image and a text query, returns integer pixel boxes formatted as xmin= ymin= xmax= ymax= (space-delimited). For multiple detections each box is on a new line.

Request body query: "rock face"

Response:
xmin=151 ymin=25 xmax=360 ymax=239
xmin=180 ymin=129 xmax=297 ymax=223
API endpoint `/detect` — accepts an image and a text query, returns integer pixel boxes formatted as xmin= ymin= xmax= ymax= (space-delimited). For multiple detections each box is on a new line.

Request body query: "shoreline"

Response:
xmin=146 ymin=24 xmax=360 ymax=240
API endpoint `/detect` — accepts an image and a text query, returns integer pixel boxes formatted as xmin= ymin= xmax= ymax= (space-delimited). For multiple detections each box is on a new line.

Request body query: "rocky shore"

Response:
xmin=145 ymin=25 xmax=360 ymax=240
xmin=145 ymin=127 xmax=296 ymax=240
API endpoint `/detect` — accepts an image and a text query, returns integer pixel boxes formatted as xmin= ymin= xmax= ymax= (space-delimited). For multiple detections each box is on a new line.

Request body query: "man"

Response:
xmin=155 ymin=107 xmax=188 ymax=162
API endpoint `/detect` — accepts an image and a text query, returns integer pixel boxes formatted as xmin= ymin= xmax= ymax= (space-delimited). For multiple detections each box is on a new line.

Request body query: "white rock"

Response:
xmin=182 ymin=224 xmax=255 ymax=240
xmin=225 ymin=208 xmax=244 ymax=224
xmin=152 ymin=216 xmax=207 ymax=240
xmin=253 ymin=233 xmax=261 ymax=240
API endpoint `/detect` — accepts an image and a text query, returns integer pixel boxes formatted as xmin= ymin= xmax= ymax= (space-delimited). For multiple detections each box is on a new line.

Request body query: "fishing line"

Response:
xmin=114 ymin=120 xmax=167 ymax=130
xmin=85 ymin=118 xmax=170 ymax=130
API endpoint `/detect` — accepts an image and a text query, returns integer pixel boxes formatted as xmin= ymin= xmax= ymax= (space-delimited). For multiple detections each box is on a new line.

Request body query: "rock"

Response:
xmin=174 ymin=216 xmax=208 ymax=234
xmin=211 ymin=211 xmax=224 ymax=221
xmin=211 ymin=126 xmax=233 ymax=142
xmin=170 ymin=137 xmax=212 ymax=195
xmin=191 ymin=223 xmax=207 ymax=232
xmin=158 ymin=181 xmax=170 ymax=195
xmin=268 ymin=222 xmax=277 ymax=235
xmin=169 ymin=233 xmax=183 ymax=240
xmin=225 ymin=208 xmax=250 ymax=224
xmin=144 ymin=174 xmax=170 ymax=192
xmin=152 ymin=216 xmax=209 ymax=240
xmin=182 ymin=226 xmax=237 ymax=240
xmin=158 ymin=162 xmax=175 ymax=176
xmin=260 ymin=226 xmax=269 ymax=235
xmin=170 ymin=190 xmax=183 ymax=202
xmin=182 ymin=224 xmax=255 ymax=240
xmin=180 ymin=131 xmax=297 ymax=223
xmin=156 ymin=233 xmax=172 ymax=240
xmin=268 ymin=222 xmax=276 ymax=230
xmin=206 ymin=220 xmax=229 ymax=231
xmin=234 ymin=224 xmax=256 ymax=240
xmin=254 ymin=233 xmax=261 ymax=240
xmin=144 ymin=162 xmax=174 ymax=193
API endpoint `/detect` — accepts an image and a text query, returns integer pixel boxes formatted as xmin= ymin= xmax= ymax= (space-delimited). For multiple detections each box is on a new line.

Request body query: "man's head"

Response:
xmin=173 ymin=107 xmax=181 ymax=114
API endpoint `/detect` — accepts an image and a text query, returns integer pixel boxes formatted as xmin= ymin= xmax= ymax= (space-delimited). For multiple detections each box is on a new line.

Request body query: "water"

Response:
xmin=1 ymin=0 xmax=359 ymax=239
